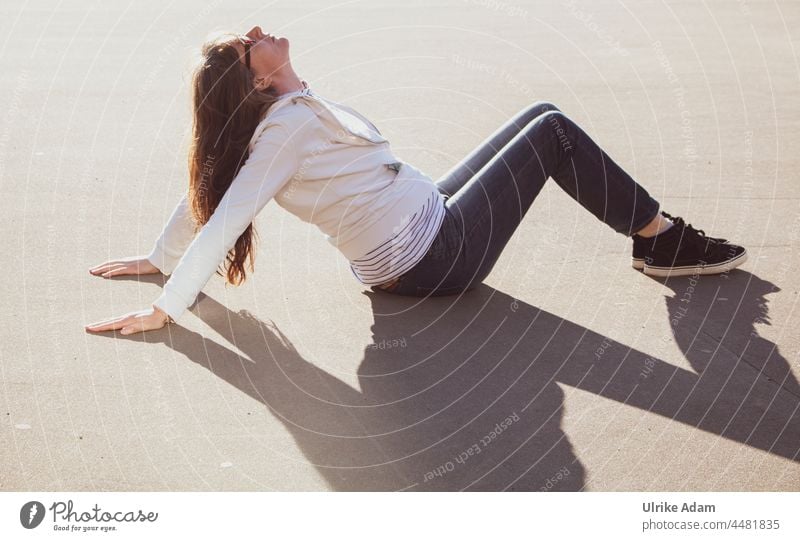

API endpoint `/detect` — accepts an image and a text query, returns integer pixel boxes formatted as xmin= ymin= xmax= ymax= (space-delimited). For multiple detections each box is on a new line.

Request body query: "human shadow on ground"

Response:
xmin=659 ymin=270 xmax=799 ymax=396
xmin=106 ymin=269 xmax=799 ymax=490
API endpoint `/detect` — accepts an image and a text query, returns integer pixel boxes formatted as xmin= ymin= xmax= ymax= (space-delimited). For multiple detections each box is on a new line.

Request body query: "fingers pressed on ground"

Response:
xmin=100 ymin=262 xmax=134 ymax=275
xmin=85 ymin=322 xmax=122 ymax=332
xmin=89 ymin=260 xmax=122 ymax=273
xmin=102 ymin=267 xmax=132 ymax=277
xmin=85 ymin=315 xmax=132 ymax=331
xmin=91 ymin=266 xmax=118 ymax=276
xmin=120 ymin=321 xmax=144 ymax=335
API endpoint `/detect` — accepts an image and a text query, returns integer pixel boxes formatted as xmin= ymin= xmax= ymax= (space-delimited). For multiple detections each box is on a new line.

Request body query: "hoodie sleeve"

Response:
xmin=146 ymin=192 xmax=197 ymax=275
xmin=152 ymin=122 xmax=297 ymax=322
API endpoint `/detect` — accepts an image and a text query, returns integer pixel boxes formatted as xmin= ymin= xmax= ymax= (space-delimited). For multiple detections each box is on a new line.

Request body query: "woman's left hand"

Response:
xmin=84 ymin=306 xmax=171 ymax=335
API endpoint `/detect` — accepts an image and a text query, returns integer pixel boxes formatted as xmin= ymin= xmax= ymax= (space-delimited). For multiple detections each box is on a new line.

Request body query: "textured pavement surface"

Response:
xmin=1 ymin=0 xmax=798 ymax=491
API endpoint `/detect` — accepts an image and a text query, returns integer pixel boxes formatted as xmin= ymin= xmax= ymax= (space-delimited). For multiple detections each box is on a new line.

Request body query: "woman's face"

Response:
xmin=233 ymin=26 xmax=290 ymax=90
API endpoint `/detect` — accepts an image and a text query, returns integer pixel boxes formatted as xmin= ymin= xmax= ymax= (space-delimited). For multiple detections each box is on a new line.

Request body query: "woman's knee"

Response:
xmin=518 ymin=109 xmax=574 ymax=159
xmin=516 ymin=100 xmax=561 ymax=125
xmin=525 ymin=108 xmax=574 ymax=139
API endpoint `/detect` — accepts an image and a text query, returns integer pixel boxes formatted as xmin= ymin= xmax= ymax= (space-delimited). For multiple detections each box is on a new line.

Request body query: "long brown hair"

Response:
xmin=188 ymin=32 xmax=279 ymax=285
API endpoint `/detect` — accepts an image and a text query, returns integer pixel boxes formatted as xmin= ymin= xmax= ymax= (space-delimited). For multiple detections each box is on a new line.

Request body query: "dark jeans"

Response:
xmin=372 ymin=101 xmax=661 ymax=297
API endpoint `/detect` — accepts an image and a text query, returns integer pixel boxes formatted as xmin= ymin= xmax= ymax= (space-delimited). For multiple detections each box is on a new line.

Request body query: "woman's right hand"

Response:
xmin=89 ymin=256 xmax=161 ymax=278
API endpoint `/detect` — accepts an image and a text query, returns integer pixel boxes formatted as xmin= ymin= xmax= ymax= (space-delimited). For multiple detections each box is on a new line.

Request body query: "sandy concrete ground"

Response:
xmin=1 ymin=0 xmax=798 ymax=491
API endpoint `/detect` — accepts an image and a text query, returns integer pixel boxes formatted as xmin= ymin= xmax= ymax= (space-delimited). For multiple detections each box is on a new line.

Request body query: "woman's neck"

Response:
xmin=270 ymin=64 xmax=305 ymax=95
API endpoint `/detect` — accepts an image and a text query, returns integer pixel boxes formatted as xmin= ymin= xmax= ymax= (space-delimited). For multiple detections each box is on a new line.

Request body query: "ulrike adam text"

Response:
xmin=643 ymin=501 xmax=716 ymax=513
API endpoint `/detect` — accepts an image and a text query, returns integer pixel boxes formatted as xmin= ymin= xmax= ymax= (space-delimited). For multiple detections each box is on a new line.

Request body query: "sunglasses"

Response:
xmin=238 ymin=37 xmax=254 ymax=70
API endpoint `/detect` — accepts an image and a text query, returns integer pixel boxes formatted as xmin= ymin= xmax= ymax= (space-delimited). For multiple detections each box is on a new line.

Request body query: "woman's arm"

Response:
xmin=155 ymin=122 xmax=297 ymax=321
xmin=88 ymin=191 xmax=196 ymax=278
xmin=86 ymin=122 xmax=298 ymax=334
xmin=146 ymin=192 xmax=197 ymax=275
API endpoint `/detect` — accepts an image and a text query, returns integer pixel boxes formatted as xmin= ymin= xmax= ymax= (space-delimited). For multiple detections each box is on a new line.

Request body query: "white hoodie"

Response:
xmin=147 ymin=82 xmax=446 ymax=321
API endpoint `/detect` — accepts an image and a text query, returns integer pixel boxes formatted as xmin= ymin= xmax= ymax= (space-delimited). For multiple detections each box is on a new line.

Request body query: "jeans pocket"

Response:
xmin=424 ymin=209 xmax=461 ymax=262
xmin=373 ymin=210 xmax=464 ymax=297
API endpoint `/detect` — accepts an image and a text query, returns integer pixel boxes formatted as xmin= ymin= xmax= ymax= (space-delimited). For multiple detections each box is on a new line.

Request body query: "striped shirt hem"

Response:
xmin=349 ymin=191 xmax=446 ymax=286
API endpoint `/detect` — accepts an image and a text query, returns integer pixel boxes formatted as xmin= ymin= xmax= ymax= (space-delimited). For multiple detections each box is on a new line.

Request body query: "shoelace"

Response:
xmin=672 ymin=217 xmax=725 ymax=255
xmin=661 ymin=212 xmax=726 ymax=246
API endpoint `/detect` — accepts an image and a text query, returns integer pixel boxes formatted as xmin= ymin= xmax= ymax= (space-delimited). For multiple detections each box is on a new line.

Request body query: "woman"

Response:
xmin=85 ymin=26 xmax=746 ymax=336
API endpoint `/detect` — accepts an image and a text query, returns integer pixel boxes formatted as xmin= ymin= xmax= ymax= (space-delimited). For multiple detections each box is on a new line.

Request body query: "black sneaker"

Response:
xmin=632 ymin=212 xmax=727 ymax=270
xmin=633 ymin=215 xmax=746 ymax=277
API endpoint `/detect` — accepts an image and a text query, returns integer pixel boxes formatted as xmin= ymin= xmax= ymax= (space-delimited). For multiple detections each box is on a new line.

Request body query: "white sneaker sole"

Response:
xmin=641 ymin=249 xmax=748 ymax=278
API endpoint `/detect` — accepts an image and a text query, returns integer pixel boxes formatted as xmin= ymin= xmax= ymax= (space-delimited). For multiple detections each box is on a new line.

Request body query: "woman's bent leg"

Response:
xmin=434 ymin=101 xmax=561 ymax=198
xmin=446 ymin=108 xmax=661 ymax=289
